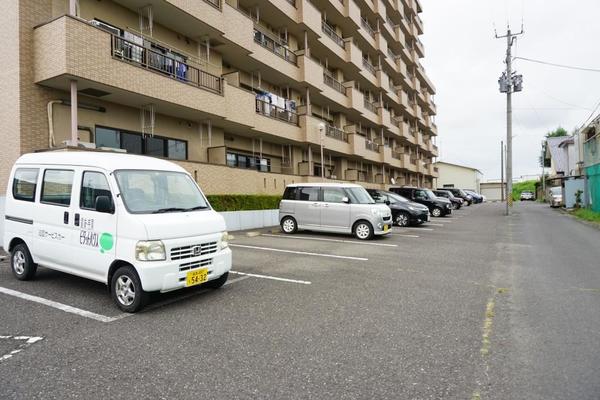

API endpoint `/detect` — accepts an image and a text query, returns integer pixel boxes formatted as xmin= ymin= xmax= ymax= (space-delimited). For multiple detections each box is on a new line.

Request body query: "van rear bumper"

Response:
xmin=136 ymin=248 xmax=232 ymax=292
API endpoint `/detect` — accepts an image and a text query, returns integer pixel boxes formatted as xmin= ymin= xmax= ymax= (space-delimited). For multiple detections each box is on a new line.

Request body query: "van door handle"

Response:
xmin=63 ymin=211 xmax=69 ymax=225
xmin=312 ymin=202 xmax=320 ymax=207
xmin=323 ymin=204 xmax=329 ymax=207
xmin=74 ymin=213 xmax=80 ymax=227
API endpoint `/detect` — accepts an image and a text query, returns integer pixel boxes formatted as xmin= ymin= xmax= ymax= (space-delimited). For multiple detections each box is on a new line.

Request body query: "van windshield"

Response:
xmin=346 ymin=187 xmax=375 ymax=204
xmin=114 ymin=170 xmax=209 ymax=214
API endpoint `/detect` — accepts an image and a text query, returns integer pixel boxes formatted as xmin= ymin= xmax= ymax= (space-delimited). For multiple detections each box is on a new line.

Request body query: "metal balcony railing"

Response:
xmin=361 ymin=18 xmax=376 ymax=38
xmin=111 ymin=36 xmax=223 ymax=94
xmin=387 ymin=48 xmax=399 ymax=60
xmin=253 ymin=29 xmax=297 ymax=65
xmin=362 ymin=59 xmax=376 ymax=75
xmin=325 ymin=125 xmax=349 ymax=142
xmin=321 ymin=22 xmax=345 ymax=49
xmin=391 ymin=151 xmax=403 ymax=160
xmin=203 ymin=0 xmax=221 ymax=9
xmin=364 ymin=99 xmax=377 ymax=114
xmin=256 ymin=99 xmax=299 ymax=125
xmin=386 ymin=15 xmax=396 ymax=28
xmin=365 ymin=140 xmax=380 ymax=152
xmin=323 ymin=72 xmax=347 ymax=95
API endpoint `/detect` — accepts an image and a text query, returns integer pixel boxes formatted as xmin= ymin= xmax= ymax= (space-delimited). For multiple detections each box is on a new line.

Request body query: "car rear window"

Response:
xmin=282 ymin=186 xmax=298 ymax=200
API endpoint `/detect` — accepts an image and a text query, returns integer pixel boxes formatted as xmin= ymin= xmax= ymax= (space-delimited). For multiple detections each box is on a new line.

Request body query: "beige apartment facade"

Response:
xmin=1 ymin=0 xmax=439 ymax=197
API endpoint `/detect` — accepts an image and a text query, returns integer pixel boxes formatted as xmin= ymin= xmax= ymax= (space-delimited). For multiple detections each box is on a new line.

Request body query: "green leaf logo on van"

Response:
xmin=99 ymin=233 xmax=114 ymax=253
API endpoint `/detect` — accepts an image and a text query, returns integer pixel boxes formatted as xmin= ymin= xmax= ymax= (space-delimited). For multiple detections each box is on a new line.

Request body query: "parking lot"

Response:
xmin=2 ymin=202 xmax=600 ymax=399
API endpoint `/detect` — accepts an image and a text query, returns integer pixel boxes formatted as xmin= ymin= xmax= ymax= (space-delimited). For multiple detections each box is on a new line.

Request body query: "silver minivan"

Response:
xmin=279 ymin=183 xmax=392 ymax=240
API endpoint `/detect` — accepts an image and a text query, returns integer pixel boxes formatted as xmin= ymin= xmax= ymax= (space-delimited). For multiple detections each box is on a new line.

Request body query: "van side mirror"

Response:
xmin=342 ymin=196 xmax=350 ymax=204
xmin=95 ymin=196 xmax=113 ymax=214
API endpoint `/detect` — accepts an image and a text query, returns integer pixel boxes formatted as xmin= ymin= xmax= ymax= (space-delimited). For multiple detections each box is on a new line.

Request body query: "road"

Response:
xmin=0 ymin=202 xmax=598 ymax=399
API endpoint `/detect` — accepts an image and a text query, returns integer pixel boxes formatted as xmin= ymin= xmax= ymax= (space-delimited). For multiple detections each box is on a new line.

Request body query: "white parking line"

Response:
xmin=230 ymin=271 xmax=311 ymax=285
xmin=0 ymin=336 xmax=44 ymax=363
xmin=0 ymin=274 xmax=251 ymax=323
xmin=426 ymin=223 xmax=444 ymax=227
xmin=261 ymin=234 xmax=398 ymax=247
xmin=230 ymin=244 xmax=368 ymax=261
xmin=391 ymin=233 xmax=420 ymax=238
xmin=0 ymin=286 xmax=125 ymax=323
xmin=400 ymin=227 xmax=434 ymax=231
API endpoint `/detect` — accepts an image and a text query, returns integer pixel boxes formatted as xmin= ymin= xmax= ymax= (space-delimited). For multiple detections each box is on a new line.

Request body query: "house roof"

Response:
xmin=434 ymin=161 xmax=482 ymax=175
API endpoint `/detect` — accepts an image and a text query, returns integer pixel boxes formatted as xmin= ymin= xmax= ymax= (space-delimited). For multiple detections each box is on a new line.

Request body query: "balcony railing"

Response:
xmin=111 ymin=36 xmax=223 ymax=94
xmin=392 ymin=151 xmax=403 ymax=160
xmin=325 ymin=125 xmax=349 ymax=142
xmin=256 ymin=99 xmax=299 ymax=125
xmin=321 ymin=22 xmax=345 ymax=49
xmin=365 ymin=140 xmax=380 ymax=152
xmin=253 ymin=29 xmax=297 ymax=65
xmin=362 ymin=59 xmax=376 ymax=75
xmin=203 ymin=0 xmax=221 ymax=9
xmin=323 ymin=72 xmax=347 ymax=95
xmin=364 ymin=99 xmax=377 ymax=114
xmin=361 ymin=18 xmax=376 ymax=38
xmin=285 ymin=0 xmax=297 ymax=6
xmin=386 ymin=15 xmax=396 ymax=28
xmin=387 ymin=48 xmax=399 ymax=60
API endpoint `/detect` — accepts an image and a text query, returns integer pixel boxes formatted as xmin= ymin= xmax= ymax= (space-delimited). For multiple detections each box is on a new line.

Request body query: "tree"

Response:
xmin=545 ymin=126 xmax=568 ymax=138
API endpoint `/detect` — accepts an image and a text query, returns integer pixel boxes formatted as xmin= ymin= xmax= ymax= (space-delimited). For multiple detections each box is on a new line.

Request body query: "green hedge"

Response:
xmin=206 ymin=195 xmax=282 ymax=212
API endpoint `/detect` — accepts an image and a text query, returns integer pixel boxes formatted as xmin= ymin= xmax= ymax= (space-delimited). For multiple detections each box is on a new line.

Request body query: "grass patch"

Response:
xmin=206 ymin=195 xmax=282 ymax=212
xmin=569 ymin=208 xmax=600 ymax=224
xmin=512 ymin=180 xmax=537 ymax=201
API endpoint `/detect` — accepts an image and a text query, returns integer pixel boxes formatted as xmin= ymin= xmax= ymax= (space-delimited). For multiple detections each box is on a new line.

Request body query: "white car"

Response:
xmin=4 ymin=152 xmax=231 ymax=312
xmin=549 ymin=187 xmax=563 ymax=208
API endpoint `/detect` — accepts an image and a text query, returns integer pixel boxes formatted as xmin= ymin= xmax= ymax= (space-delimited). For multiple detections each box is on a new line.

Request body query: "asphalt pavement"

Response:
xmin=0 ymin=202 xmax=598 ymax=399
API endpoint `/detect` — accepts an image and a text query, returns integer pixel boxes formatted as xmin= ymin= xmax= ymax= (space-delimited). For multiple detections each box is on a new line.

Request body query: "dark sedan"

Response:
xmin=433 ymin=190 xmax=463 ymax=210
xmin=367 ymin=189 xmax=430 ymax=227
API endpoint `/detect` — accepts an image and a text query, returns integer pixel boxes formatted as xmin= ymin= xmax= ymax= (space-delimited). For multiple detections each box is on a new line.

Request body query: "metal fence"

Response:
xmin=326 ymin=125 xmax=348 ymax=142
xmin=321 ymin=22 xmax=345 ymax=48
xmin=365 ymin=140 xmax=379 ymax=152
xmin=111 ymin=36 xmax=223 ymax=94
xmin=364 ymin=99 xmax=377 ymax=114
xmin=255 ymin=99 xmax=299 ymax=125
xmin=254 ymin=29 xmax=297 ymax=65
xmin=323 ymin=72 xmax=346 ymax=95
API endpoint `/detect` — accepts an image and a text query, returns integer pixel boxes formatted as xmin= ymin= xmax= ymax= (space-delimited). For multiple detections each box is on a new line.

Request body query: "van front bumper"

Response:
xmin=136 ymin=247 xmax=232 ymax=292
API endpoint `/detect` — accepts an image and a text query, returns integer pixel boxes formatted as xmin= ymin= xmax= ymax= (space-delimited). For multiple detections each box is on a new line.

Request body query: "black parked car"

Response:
xmin=367 ymin=189 xmax=430 ymax=227
xmin=433 ymin=190 xmax=463 ymax=210
xmin=439 ymin=188 xmax=473 ymax=206
xmin=389 ymin=187 xmax=453 ymax=217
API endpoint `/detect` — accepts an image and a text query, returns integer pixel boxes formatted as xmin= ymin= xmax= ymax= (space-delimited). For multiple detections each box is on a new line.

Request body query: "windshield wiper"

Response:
xmin=183 ymin=206 xmax=209 ymax=211
xmin=152 ymin=207 xmax=187 ymax=214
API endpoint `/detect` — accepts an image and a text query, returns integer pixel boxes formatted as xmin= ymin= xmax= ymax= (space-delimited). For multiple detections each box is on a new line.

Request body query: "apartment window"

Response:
xmin=12 ymin=168 xmax=39 ymax=202
xmin=95 ymin=126 xmax=187 ymax=160
xmin=226 ymin=152 xmax=271 ymax=172
xmin=41 ymin=170 xmax=74 ymax=206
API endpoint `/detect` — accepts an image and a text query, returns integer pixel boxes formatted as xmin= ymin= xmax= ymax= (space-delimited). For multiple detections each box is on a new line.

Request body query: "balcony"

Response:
xmin=361 ymin=18 xmax=376 ymax=39
xmin=364 ymin=99 xmax=378 ymax=114
xmin=256 ymin=98 xmax=299 ymax=125
xmin=365 ymin=139 xmax=380 ymax=152
xmin=253 ymin=29 xmax=298 ymax=65
xmin=111 ymin=36 xmax=223 ymax=94
xmin=326 ymin=125 xmax=349 ymax=142
xmin=363 ymin=58 xmax=377 ymax=75
xmin=301 ymin=116 xmax=352 ymax=154
xmin=323 ymin=72 xmax=347 ymax=95
xmin=321 ymin=21 xmax=345 ymax=49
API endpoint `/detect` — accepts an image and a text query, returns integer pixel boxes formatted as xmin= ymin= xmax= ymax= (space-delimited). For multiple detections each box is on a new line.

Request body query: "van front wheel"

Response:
xmin=11 ymin=243 xmax=37 ymax=281
xmin=111 ymin=266 xmax=147 ymax=313
xmin=281 ymin=217 xmax=297 ymax=234
xmin=353 ymin=221 xmax=374 ymax=240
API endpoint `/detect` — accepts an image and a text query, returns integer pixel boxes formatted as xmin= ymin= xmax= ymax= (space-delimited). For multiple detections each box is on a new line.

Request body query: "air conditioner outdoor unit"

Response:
xmin=62 ymin=140 xmax=96 ymax=149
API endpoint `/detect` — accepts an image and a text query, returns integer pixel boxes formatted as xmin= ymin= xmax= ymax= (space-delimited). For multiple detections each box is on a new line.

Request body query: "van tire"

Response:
xmin=353 ymin=221 xmax=374 ymax=240
xmin=281 ymin=216 xmax=298 ymax=234
xmin=206 ymin=272 xmax=229 ymax=289
xmin=111 ymin=266 xmax=148 ymax=313
xmin=431 ymin=207 xmax=442 ymax=218
xmin=10 ymin=243 xmax=37 ymax=281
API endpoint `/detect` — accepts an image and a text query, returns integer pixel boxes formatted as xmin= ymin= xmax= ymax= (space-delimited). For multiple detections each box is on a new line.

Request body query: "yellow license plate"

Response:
xmin=384 ymin=224 xmax=389 ymax=232
xmin=186 ymin=268 xmax=209 ymax=287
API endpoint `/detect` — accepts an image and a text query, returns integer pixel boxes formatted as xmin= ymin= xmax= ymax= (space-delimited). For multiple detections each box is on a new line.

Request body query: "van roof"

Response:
xmin=15 ymin=151 xmax=187 ymax=173
xmin=285 ymin=182 xmax=364 ymax=188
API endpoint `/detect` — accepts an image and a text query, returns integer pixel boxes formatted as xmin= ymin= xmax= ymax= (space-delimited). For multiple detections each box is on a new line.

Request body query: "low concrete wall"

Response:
xmin=219 ymin=209 xmax=279 ymax=232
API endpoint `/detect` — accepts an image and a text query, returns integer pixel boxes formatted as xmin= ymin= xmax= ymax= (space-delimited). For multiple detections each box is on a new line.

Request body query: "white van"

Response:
xmin=3 ymin=152 xmax=231 ymax=312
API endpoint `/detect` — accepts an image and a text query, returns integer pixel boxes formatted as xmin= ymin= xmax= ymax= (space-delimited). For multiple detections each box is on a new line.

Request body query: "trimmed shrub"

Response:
xmin=206 ymin=195 xmax=282 ymax=212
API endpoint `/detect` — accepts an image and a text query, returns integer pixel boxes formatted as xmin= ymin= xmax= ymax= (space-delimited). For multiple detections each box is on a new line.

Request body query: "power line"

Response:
xmin=514 ymin=56 xmax=600 ymax=73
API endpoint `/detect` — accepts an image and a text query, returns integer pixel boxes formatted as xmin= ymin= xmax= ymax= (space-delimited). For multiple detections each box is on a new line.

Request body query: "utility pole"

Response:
xmin=500 ymin=140 xmax=504 ymax=202
xmin=497 ymin=26 xmax=524 ymax=216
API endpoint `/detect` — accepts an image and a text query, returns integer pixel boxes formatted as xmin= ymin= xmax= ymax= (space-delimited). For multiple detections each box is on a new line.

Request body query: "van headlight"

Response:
xmin=220 ymin=231 xmax=229 ymax=250
xmin=135 ymin=240 xmax=166 ymax=261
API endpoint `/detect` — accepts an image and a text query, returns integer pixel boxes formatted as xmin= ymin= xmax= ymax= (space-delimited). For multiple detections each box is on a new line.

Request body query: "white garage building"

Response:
xmin=434 ymin=162 xmax=483 ymax=192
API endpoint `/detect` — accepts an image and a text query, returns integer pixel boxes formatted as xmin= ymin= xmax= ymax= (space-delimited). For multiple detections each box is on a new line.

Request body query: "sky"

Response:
xmin=421 ymin=0 xmax=600 ymax=181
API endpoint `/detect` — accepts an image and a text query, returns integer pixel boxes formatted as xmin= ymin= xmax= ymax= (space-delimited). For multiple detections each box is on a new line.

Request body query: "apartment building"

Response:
xmin=1 ymin=0 xmax=439 ymax=197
